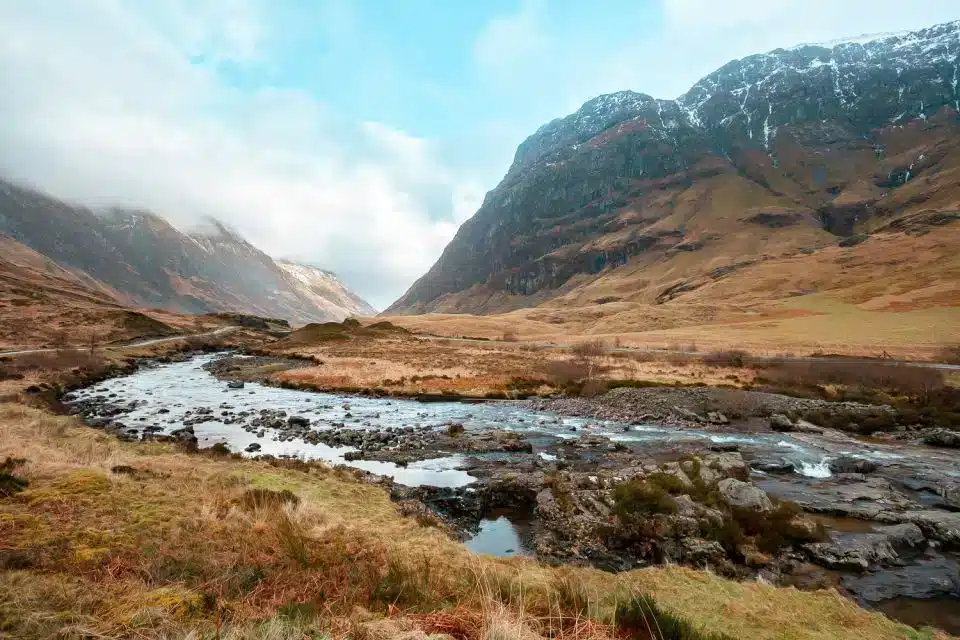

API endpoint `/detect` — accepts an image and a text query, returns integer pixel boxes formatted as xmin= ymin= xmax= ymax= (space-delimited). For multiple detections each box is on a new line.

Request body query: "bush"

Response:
xmin=701 ymin=350 xmax=748 ymax=368
xmin=935 ymin=345 xmax=960 ymax=365
xmin=613 ymin=479 xmax=678 ymax=518
xmin=571 ymin=340 xmax=606 ymax=358
xmin=0 ymin=457 xmax=28 ymax=497
xmin=758 ymin=359 xmax=944 ymax=399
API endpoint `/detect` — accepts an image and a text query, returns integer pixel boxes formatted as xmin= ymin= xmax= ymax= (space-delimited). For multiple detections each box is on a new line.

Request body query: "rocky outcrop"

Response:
xmin=387 ymin=21 xmax=960 ymax=315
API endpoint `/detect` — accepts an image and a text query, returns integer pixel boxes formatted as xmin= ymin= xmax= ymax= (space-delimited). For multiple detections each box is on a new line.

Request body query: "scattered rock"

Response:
xmin=829 ymin=456 xmax=879 ymax=475
xmin=923 ymin=429 xmax=960 ymax=448
xmin=717 ymin=478 xmax=772 ymax=512
xmin=769 ymin=414 xmax=795 ymax=432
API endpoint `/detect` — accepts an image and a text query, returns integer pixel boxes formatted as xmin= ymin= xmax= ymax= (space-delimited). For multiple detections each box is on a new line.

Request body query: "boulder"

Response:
xmin=287 ymin=416 xmax=310 ymax=428
xmin=769 ymin=414 xmax=795 ymax=432
xmin=804 ymin=523 xmax=924 ymax=572
xmin=227 ymin=381 xmax=245 ymax=389
xmin=923 ymin=429 xmax=960 ymax=448
xmin=704 ymin=452 xmax=749 ymax=481
xmin=244 ymin=442 xmax=262 ymax=453
xmin=829 ymin=456 xmax=879 ymax=475
xmin=717 ymin=478 xmax=772 ymax=512
xmin=753 ymin=459 xmax=796 ymax=475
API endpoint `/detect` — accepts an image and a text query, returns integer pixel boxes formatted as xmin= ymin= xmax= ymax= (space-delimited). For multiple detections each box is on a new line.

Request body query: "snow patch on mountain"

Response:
xmin=277 ymin=260 xmax=377 ymax=320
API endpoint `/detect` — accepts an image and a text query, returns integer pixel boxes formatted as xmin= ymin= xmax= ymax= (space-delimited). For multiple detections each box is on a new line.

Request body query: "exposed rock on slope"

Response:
xmin=0 ymin=179 xmax=374 ymax=324
xmin=276 ymin=261 xmax=377 ymax=320
xmin=387 ymin=21 xmax=960 ymax=315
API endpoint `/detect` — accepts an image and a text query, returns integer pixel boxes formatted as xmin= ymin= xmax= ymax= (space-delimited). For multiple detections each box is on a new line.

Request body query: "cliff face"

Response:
xmin=386 ymin=21 xmax=960 ymax=315
xmin=0 ymin=180 xmax=375 ymax=324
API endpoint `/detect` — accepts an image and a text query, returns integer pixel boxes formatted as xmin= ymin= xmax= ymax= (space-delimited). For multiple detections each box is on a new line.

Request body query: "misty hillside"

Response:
xmin=0 ymin=178 xmax=374 ymax=324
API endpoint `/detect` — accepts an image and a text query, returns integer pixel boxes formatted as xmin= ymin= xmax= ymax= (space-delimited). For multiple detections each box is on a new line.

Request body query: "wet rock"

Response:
xmin=227 ymin=381 xmax=245 ymax=389
xmin=707 ymin=412 xmax=729 ymax=425
xmin=718 ymin=478 xmax=772 ymax=512
xmin=829 ymin=456 xmax=879 ymax=475
xmin=245 ymin=442 xmax=261 ymax=453
xmin=753 ymin=459 xmax=796 ymax=475
xmin=804 ymin=524 xmax=925 ymax=572
xmin=287 ymin=416 xmax=310 ymax=428
xmin=769 ymin=414 xmax=795 ymax=432
xmin=923 ymin=429 xmax=960 ymax=448
xmin=885 ymin=510 xmax=960 ymax=545
xmin=169 ymin=425 xmax=198 ymax=449
xmin=841 ymin=552 xmax=960 ymax=602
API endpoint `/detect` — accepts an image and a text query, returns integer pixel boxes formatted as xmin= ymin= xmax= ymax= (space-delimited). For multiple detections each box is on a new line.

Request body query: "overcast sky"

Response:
xmin=1 ymin=1 xmax=957 ymax=309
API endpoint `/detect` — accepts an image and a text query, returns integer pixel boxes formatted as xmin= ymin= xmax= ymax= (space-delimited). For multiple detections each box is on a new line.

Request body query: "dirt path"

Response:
xmin=0 ymin=326 xmax=239 ymax=357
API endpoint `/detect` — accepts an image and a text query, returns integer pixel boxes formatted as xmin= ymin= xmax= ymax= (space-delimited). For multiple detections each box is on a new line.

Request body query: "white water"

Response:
xmin=798 ymin=457 xmax=834 ymax=479
xmin=67 ymin=353 xmax=849 ymax=487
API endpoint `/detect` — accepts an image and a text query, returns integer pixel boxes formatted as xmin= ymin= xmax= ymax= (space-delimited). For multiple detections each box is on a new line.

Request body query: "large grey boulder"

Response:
xmin=804 ymin=523 xmax=925 ymax=572
xmin=717 ymin=478 xmax=772 ymax=512
xmin=829 ymin=456 xmax=879 ymax=475
xmin=923 ymin=429 xmax=960 ymax=448
xmin=769 ymin=414 xmax=795 ymax=432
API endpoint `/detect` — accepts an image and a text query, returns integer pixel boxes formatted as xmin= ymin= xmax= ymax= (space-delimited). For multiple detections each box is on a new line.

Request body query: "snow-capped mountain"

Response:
xmin=387 ymin=19 xmax=960 ymax=315
xmin=0 ymin=178 xmax=375 ymax=324
xmin=277 ymin=261 xmax=378 ymax=320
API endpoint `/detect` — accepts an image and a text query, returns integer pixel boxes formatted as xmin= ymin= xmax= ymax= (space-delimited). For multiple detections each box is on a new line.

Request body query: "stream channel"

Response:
xmin=65 ymin=353 xmax=960 ymax=633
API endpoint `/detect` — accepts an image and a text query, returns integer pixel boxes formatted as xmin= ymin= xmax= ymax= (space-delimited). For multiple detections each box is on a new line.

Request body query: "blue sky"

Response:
xmin=0 ymin=0 xmax=958 ymax=308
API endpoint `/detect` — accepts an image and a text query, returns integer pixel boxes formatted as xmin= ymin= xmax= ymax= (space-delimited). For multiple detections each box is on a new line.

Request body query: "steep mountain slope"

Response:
xmin=387 ymin=21 xmax=960 ymax=316
xmin=0 ymin=235 xmax=227 ymax=350
xmin=0 ymin=179 xmax=374 ymax=324
xmin=276 ymin=261 xmax=378 ymax=320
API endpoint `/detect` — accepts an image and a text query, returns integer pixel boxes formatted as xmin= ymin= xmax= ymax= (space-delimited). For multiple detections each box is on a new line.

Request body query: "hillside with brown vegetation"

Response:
xmin=386 ymin=23 xmax=960 ymax=357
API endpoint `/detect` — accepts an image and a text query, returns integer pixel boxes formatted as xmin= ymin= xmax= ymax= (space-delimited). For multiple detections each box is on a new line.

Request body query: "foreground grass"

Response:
xmin=0 ymin=404 xmax=947 ymax=639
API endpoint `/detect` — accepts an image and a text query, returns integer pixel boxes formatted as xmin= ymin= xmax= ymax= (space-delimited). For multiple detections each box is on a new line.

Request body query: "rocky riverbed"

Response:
xmin=64 ymin=352 xmax=960 ymax=634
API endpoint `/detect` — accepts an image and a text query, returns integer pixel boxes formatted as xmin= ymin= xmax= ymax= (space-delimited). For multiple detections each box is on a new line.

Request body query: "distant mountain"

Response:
xmin=276 ymin=260 xmax=378 ymax=320
xmin=386 ymin=20 xmax=960 ymax=315
xmin=0 ymin=178 xmax=374 ymax=324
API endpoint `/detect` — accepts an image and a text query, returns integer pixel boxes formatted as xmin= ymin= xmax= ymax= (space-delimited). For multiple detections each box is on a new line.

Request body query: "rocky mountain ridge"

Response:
xmin=0 ymin=178 xmax=374 ymax=324
xmin=387 ymin=20 xmax=960 ymax=315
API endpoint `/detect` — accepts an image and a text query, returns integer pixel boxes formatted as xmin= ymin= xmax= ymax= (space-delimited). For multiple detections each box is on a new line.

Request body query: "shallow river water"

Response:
xmin=67 ymin=353 xmax=885 ymax=486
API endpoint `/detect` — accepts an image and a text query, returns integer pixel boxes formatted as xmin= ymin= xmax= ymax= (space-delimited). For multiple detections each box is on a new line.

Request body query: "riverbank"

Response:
xmin=0 ymin=402 xmax=947 ymax=640
xmin=58 ymin=352 xmax=960 ymax=635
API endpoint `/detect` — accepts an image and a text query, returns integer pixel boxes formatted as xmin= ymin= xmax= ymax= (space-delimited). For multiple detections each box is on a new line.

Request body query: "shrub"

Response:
xmin=701 ymin=350 xmax=748 ymax=368
xmin=0 ymin=457 xmax=28 ymax=497
xmin=935 ymin=345 xmax=960 ymax=365
xmin=501 ymin=329 xmax=519 ymax=342
xmin=571 ymin=340 xmax=606 ymax=358
xmin=613 ymin=479 xmax=677 ymax=518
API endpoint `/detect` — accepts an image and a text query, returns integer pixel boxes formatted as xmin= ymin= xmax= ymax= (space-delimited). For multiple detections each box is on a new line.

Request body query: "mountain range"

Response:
xmin=0 ymin=178 xmax=375 ymax=325
xmin=386 ymin=21 xmax=960 ymax=317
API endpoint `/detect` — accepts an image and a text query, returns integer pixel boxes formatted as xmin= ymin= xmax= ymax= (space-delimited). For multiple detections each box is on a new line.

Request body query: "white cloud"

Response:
xmin=473 ymin=0 xmax=550 ymax=78
xmin=0 ymin=0 xmax=475 ymax=310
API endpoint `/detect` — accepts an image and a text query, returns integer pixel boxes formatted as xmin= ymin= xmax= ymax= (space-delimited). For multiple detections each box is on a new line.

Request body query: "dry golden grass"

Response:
xmin=381 ymin=225 xmax=960 ymax=361
xmin=0 ymin=403 xmax=948 ymax=639
xmin=261 ymin=333 xmax=751 ymax=397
